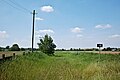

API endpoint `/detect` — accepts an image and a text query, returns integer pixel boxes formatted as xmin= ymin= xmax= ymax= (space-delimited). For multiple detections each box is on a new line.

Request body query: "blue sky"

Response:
xmin=0 ymin=0 xmax=120 ymax=49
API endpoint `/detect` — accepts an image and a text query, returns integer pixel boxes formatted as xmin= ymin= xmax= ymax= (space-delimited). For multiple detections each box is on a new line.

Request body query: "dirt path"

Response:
xmin=0 ymin=51 xmax=23 ymax=59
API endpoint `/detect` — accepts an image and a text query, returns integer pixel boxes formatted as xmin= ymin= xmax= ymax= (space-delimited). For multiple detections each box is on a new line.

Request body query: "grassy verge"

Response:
xmin=0 ymin=52 xmax=120 ymax=80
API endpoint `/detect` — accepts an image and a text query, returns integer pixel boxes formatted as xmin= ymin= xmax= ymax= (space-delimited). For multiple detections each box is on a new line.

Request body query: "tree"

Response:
xmin=10 ymin=44 xmax=20 ymax=51
xmin=20 ymin=48 xmax=25 ymax=51
xmin=37 ymin=34 xmax=56 ymax=55
xmin=70 ymin=48 xmax=73 ymax=51
xmin=6 ymin=46 xmax=10 ymax=49
xmin=0 ymin=47 xmax=3 ymax=51
xmin=0 ymin=47 xmax=5 ymax=51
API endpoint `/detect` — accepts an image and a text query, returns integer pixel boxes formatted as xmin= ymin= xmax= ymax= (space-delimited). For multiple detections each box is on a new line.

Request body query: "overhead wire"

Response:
xmin=8 ymin=0 xmax=31 ymax=13
xmin=1 ymin=0 xmax=31 ymax=13
xmin=2 ymin=0 xmax=23 ymax=12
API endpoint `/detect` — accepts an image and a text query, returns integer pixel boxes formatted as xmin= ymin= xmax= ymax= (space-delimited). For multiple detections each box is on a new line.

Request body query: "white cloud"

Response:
xmin=41 ymin=6 xmax=54 ymax=12
xmin=109 ymin=34 xmax=120 ymax=38
xmin=71 ymin=27 xmax=83 ymax=33
xmin=35 ymin=29 xmax=54 ymax=47
xmin=76 ymin=34 xmax=83 ymax=37
xmin=13 ymin=38 xmax=31 ymax=48
xmin=0 ymin=31 xmax=8 ymax=39
xmin=35 ymin=29 xmax=54 ymax=38
xmin=36 ymin=29 xmax=54 ymax=34
xmin=95 ymin=24 xmax=112 ymax=29
xmin=35 ymin=17 xmax=44 ymax=21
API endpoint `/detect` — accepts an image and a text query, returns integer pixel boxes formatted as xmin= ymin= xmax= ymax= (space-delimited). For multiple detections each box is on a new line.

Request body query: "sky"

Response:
xmin=0 ymin=0 xmax=120 ymax=49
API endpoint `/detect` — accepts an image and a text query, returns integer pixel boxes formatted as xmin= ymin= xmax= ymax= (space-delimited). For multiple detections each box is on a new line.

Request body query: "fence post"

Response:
xmin=28 ymin=51 xmax=30 ymax=54
xmin=2 ymin=54 xmax=5 ymax=59
xmin=23 ymin=52 xmax=25 ymax=55
xmin=13 ymin=53 xmax=15 ymax=58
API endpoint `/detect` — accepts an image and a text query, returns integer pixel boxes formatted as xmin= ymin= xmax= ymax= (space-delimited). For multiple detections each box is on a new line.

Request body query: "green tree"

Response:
xmin=10 ymin=44 xmax=20 ymax=51
xmin=20 ymin=48 xmax=25 ymax=51
xmin=0 ymin=47 xmax=3 ymax=51
xmin=6 ymin=46 xmax=9 ymax=49
xmin=37 ymin=34 xmax=56 ymax=55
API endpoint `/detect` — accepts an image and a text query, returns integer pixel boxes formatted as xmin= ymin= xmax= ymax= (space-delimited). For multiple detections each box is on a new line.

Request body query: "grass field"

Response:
xmin=0 ymin=51 xmax=120 ymax=80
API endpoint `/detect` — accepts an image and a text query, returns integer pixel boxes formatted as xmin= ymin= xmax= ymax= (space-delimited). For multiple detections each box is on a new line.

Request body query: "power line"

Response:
xmin=8 ymin=0 xmax=31 ymax=13
xmin=2 ymin=0 xmax=31 ymax=13
xmin=1 ymin=0 xmax=37 ymax=51
xmin=2 ymin=0 xmax=23 ymax=12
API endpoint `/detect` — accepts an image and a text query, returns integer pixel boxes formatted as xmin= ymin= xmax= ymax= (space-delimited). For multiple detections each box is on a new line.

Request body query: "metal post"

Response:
xmin=99 ymin=47 xmax=100 ymax=54
xmin=99 ymin=47 xmax=101 ymax=62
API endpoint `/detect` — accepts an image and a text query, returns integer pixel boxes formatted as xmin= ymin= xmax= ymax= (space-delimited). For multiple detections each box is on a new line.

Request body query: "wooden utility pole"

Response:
xmin=32 ymin=10 xmax=36 ymax=52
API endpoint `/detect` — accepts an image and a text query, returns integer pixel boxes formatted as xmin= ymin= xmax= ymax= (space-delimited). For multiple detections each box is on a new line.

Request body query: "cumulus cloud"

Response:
xmin=41 ymin=6 xmax=54 ymax=12
xmin=0 ymin=31 xmax=8 ymax=39
xmin=71 ymin=27 xmax=83 ymax=33
xmin=95 ymin=24 xmax=112 ymax=29
xmin=35 ymin=17 xmax=44 ymax=21
xmin=109 ymin=34 xmax=120 ymax=38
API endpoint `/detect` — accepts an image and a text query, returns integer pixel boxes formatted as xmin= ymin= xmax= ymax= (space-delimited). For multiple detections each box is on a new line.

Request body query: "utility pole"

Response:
xmin=31 ymin=10 xmax=36 ymax=52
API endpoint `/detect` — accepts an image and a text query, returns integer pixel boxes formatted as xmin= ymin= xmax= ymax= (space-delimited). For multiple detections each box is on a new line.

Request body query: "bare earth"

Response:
xmin=0 ymin=51 xmax=23 ymax=59
xmin=93 ymin=51 xmax=120 ymax=54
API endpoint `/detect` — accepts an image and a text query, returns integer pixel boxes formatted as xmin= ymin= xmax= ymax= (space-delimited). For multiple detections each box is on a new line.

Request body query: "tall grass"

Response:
xmin=0 ymin=52 xmax=120 ymax=80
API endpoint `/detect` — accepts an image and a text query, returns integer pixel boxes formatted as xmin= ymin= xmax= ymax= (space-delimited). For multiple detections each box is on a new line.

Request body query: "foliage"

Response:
xmin=37 ymin=34 xmax=56 ymax=55
xmin=6 ymin=46 xmax=10 ymax=49
xmin=0 ymin=47 xmax=4 ymax=51
xmin=102 ymin=47 xmax=118 ymax=51
xmin=0 ymin=52 xmax=120 ymax=80
xmin=0 ymin=47 xmax=2 ymax=51
xmin=10 ymin=44 xmax=20 ymax=51
xmin=20 ymin=48 xmax=25 ymax=51
xmin=56 ymin=48 xmax=99 ymax=51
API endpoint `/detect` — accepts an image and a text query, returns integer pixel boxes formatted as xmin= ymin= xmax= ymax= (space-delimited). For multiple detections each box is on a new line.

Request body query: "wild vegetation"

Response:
xmin=0 ymin=52 xmax=120 ymax=80
xmin=0 ymin=35 xmax=120 ymax=80
xmin=37 ymin=34 xmax=56 ymax=55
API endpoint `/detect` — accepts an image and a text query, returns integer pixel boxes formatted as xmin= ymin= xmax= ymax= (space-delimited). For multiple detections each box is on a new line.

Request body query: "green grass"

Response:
xmin=0 ymin=52 xmax=120 ymax=80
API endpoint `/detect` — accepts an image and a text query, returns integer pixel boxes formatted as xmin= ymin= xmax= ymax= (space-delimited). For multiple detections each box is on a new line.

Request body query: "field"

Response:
xmin=0 ymin=51 xmax=120 ymax=59
xmin=0 ymin=51 xmax=120 ymax=80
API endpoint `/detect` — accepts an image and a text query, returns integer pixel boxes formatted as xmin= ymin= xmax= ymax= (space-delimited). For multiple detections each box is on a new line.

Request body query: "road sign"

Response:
xmin=97 ymin=44 xmax=103 ymax=47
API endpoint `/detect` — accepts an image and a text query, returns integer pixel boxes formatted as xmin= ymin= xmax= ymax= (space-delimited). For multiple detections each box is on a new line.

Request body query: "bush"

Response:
xmin=10 ymin=44 xmax=20 ymax=51
xmin=37 ymin=34 xmax=56 ymax=55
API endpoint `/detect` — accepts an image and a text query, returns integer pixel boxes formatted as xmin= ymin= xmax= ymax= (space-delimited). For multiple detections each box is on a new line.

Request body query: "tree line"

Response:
xmin=0 ymin=34 xmax=120 ymax=55
xmin=0 ymin=44 xmax=38 ymax=51
xmin=56 ymin=47 xmax=120 ymax=51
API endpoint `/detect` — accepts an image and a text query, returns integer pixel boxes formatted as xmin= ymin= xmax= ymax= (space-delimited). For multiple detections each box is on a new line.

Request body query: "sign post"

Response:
xmin=97 ymin=44 xmax=103 ymax=54
xmin=97 ymin=44 xmax=103 ymax=62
